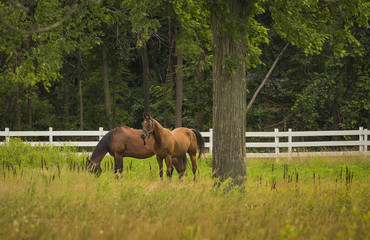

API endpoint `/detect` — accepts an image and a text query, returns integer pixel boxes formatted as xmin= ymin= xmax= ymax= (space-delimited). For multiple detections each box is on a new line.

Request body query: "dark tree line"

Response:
xmin=1 ymin=1 xmax=368 ymax=133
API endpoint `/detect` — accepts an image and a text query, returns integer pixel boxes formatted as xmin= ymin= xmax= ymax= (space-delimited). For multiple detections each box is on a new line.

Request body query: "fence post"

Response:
xmin=5 ymin=128 xmax=10 ymax=143
xmin=99 ymin=127 xmax=104 ymax=141
xmin=288 ymin=128 xmax=292 ymax=160
xmin=275 ymin=128 xmax=279 ymax=159
xmin=359 ymin=127 xmax=364 ymax=152
xmin=209 ymin=128 xmax=213 ymax=155
xmin=49 ymin=127 xmax=53 ymax=145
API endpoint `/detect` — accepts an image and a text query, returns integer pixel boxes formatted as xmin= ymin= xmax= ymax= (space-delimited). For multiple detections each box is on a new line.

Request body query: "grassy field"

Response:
xmin=0 ymin=140 xmax=369 ymax=239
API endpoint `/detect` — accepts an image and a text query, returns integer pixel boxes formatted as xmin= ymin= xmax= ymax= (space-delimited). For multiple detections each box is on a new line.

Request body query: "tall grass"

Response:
xmin=0 ymin=141 xmax=369 ymax=239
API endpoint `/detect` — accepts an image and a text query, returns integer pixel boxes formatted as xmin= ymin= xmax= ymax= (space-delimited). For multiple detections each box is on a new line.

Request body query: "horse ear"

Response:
xmin=143 ymin=112 xmax=151 ymax=119
xmin=143 ymin=112 xmax=149 ymax=119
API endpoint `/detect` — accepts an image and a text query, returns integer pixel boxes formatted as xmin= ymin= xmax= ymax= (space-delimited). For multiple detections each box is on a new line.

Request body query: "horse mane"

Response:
xmin=91 ymin=129 xmax=114 ymax=160
xmin=152 ymin=118 xmax=172 ymax=134
xmin=152 ymin=118 xmax=162 ymax=129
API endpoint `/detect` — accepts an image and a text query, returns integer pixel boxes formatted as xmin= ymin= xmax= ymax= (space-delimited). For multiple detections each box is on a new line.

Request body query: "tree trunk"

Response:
xmin=77 ymin=58 xmax=84 ymax=130
xmin=163 ymin=15 xmax=176 ymax=127
xmin=168 ymin=16 xmax=176 ymax=101
xmin=101 ymin=44 xmax=112 ymax=129
xmin=28 ymin=85 xmax=32 ymax=128
xmin=140 ymin=45 xmax=150 ymax=114
xmin=175 ymin=51 xmax=183 ymax=128
xmin=196 ymin=50 xmax=205 ymax=130
xmin=331 ymin=90 xmax=340 ymax=130
xmin=62 ymin=63 xmax=70 ymax=127
xmin=14 ymin=86 xmax=21 ymax=129
xmin=112 ymin=69 xmax=117 ymax=127
xmin=211 ymin=1 xmax=248 ymax=186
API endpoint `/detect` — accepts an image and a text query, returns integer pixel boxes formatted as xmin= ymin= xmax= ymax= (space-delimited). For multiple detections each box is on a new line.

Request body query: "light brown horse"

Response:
xmin=86 ymin=126 xmax=156 ymax=174
xmin=141 ymin=113 xmax=205 ymax=179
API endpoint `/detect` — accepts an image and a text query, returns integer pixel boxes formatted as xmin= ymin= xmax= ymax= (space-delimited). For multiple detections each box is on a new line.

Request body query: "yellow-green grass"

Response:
xmin=0 ymin=142 xmax=369 ymax=239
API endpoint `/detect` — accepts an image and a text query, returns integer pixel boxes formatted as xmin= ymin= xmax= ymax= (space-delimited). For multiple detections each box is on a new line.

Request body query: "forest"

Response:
xmin=0 ymin=0 xmax=369 ymax=132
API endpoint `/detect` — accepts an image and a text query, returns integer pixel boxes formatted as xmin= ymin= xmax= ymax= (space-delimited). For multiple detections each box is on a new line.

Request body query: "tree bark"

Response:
xmin=211 ymin=1 xmax=248 ymax=186
xmin=101 ymin=44 xmax=112 ymax=129
xmin=140 ymin=45 xmax=151 ymax=114
xmin=175 ymin=51 xmax=183 ymax=128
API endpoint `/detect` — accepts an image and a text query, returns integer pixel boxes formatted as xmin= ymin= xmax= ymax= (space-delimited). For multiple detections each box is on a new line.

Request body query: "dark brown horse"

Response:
xmin=87 ymin=126 xmax=156 ymax=173
xmin=141 ymin=113 xmax=205 ymax=179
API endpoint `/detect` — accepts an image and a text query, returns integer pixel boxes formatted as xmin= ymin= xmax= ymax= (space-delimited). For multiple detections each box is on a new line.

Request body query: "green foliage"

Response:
xmin=246 ymin=15 xmax=369 ymax=131
xmin=0 ymin=0 xmax=368 ymax=131
xmin=207 ymin=0 xmax=269 ymax=68
xmin=123 ymin=0 xmax=162 ymax=47
xmin=0 ymin=139 xmax=80 ymax=169
xmin=172 ymin=0 xmax=212 ymax=56
xmin=0 ymin=0 xmax=105 ymax=85
xmin=270 ymin=0 xmax=369 ymax=57
xmin=270 ymin=0 xmax=331 ymax=55
xmin=291 ymin=72 xmax=334 ymax=129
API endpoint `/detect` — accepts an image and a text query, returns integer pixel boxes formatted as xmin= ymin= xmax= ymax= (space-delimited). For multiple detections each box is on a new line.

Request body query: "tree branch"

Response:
xmin=9 ymin=0 xmax=30 ymax=12
xmin=246 ymin=42 xmax=289 ymax=113
xmin=0 ymin=1 xmax=84 ymax=35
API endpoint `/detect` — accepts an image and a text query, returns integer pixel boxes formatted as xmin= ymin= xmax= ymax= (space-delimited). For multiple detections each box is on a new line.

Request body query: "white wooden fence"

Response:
xmin=0 ymin=127 xmax=368 ymax=158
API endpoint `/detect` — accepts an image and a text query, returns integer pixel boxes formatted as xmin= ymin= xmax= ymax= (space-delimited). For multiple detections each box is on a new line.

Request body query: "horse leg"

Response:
xmin=114 ymin=154 xmax=123 ymax=174
xmin=165 ymin=155 xmax=173 ymax=178
xmin=177 ymin=157 xmax=185 ymax=180
xmin=172 ymin=157 xmax=180 ymax=174
xmin=189 ymin=153 xmax=197 ymax=181
xmin=156 ymin=155 xmax=164 ymax=178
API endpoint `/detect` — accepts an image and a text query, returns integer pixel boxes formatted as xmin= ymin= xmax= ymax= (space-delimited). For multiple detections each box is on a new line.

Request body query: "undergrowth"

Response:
xmin=0 ymin=141 xmax=369 ymax=239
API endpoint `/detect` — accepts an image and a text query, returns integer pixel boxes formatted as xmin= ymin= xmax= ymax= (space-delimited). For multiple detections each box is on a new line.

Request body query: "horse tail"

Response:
xmin=191 ymin=129 xmax=205 ymax=159
xmin=91 ymin=130 xmax=113 ymax=163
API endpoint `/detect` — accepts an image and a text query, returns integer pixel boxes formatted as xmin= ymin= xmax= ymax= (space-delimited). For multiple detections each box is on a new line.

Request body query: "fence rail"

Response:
xmin=0 ymin=127 xmax=368 ymax=158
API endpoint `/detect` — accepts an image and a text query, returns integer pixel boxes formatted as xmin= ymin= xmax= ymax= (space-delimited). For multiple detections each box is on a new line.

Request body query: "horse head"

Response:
xmin=86 ymin=157 xmax=102 ymax=176
xmin=141 ymin=112 xmax=155 ymax=145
